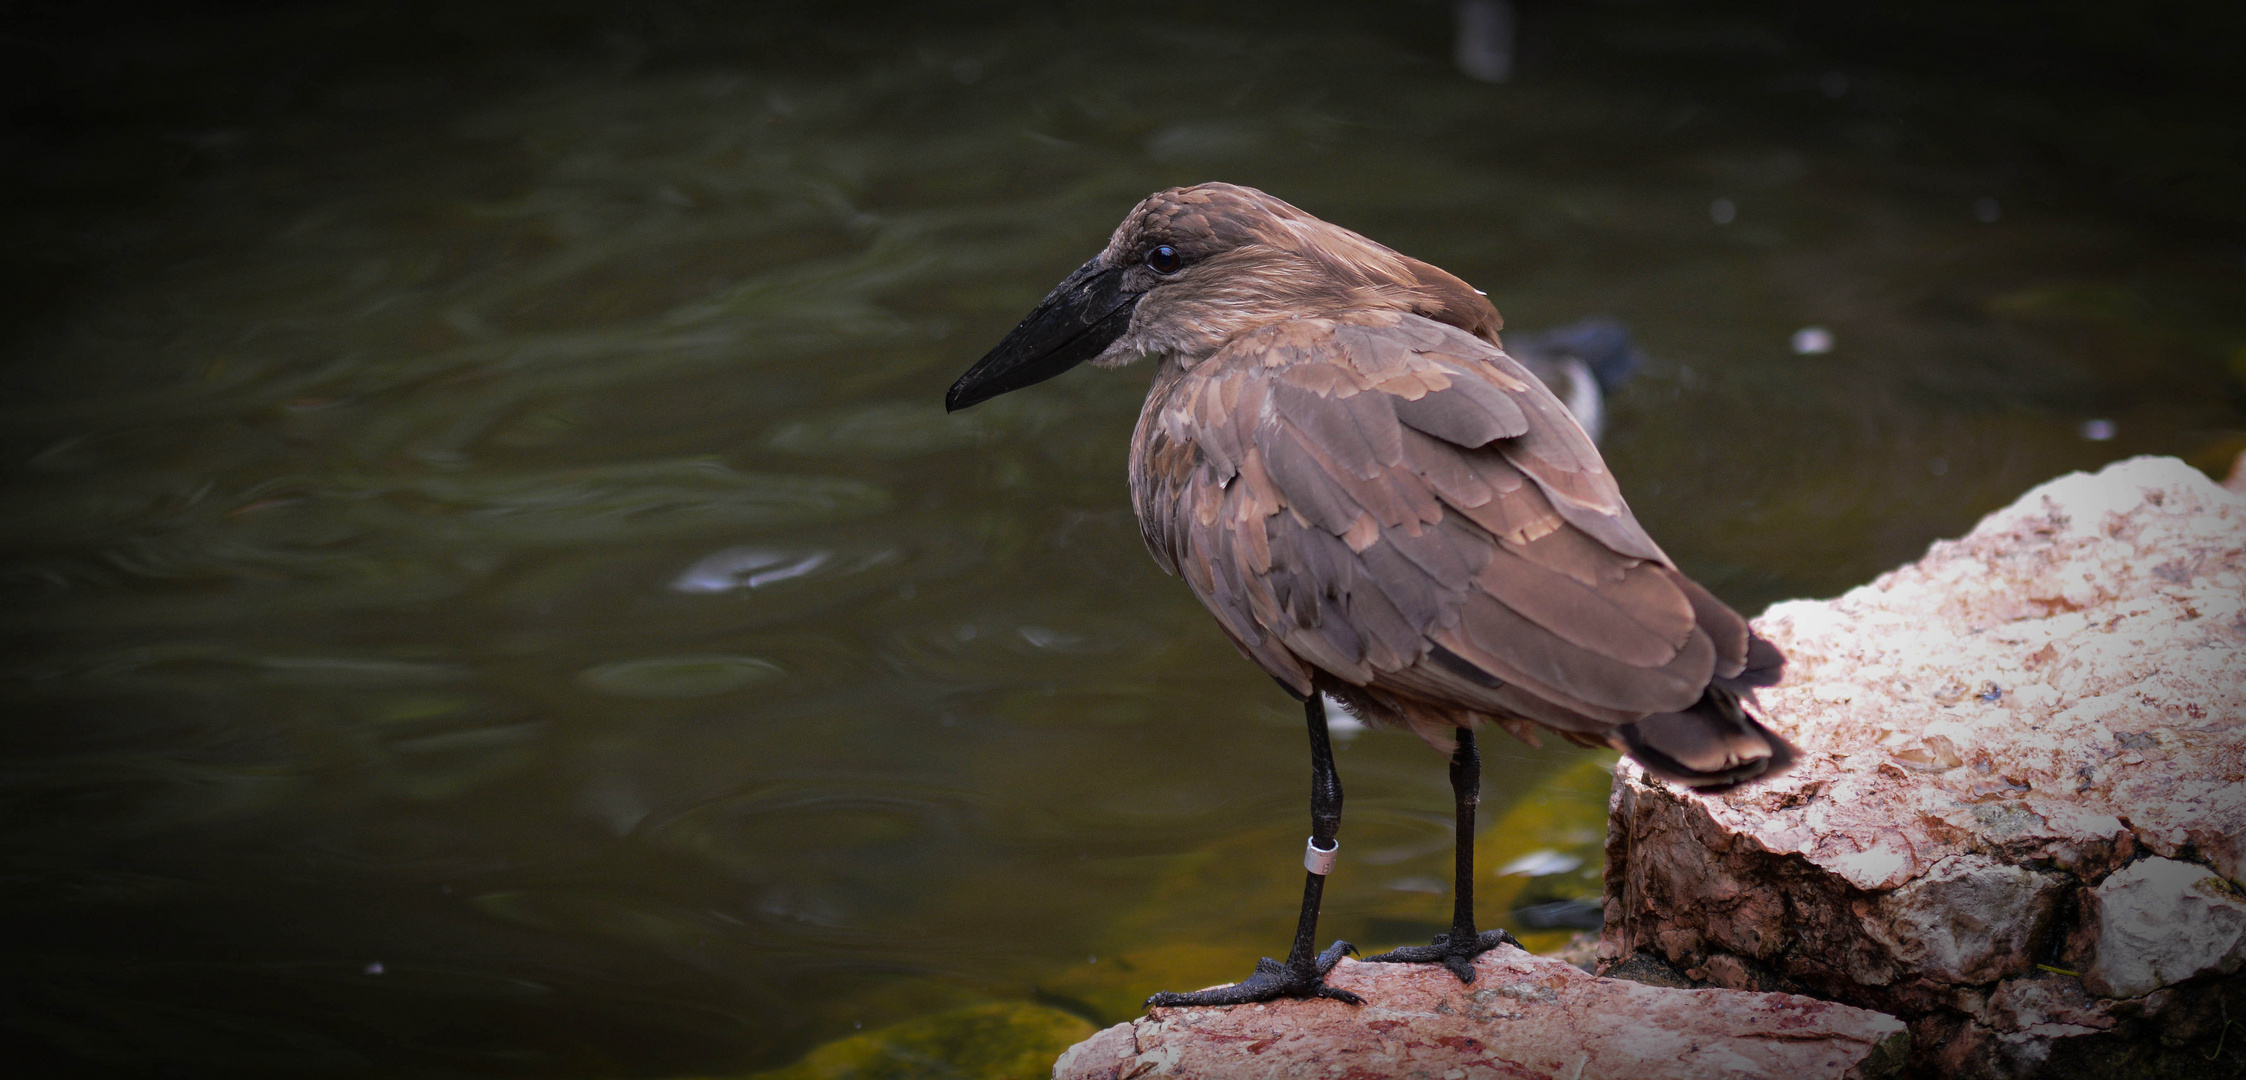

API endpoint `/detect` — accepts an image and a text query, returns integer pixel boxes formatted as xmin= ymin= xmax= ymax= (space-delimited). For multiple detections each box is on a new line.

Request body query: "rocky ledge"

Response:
xmin=1048 ymin=456 xmax=2241 ymax=1079
xmin=1603 ymin=456 xmax=2245 ymax=1077
xmin=1054 ymin=947 xmax=1908 ymax=1080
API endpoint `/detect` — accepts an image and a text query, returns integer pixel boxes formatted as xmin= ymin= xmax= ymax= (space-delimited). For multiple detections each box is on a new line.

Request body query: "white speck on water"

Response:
xmin=1792 ymin=326 xmax=1834 ymax=354
xmin=2080 ymin=419 xmax=2117 ymax=441
xmin=1974 ymin=196 xmax=2002 ymax=223
xmin=1709 ymin=197 xmax=1737 ymax=225
xmin=365 ymin=961 xmax=385 ymax=975
xmin=1498 ymin=849 xmax=1584 ymax=877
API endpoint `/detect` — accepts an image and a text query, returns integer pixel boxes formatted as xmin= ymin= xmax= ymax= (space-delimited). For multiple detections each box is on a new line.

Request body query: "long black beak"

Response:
xmin=945 ymin=257 xmax=1138 ymax=412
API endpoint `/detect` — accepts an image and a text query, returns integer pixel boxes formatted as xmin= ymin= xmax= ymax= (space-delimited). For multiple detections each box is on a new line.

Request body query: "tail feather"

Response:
xmin=1612 ymin=684 xmax=1797 ymax=790
xmin=1720 ymin=631 xmax=1785 ymax=691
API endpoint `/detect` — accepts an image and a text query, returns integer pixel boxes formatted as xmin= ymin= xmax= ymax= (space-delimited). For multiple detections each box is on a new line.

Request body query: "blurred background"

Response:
xmin=3 ymin=1 xmax=2241 ymax=1075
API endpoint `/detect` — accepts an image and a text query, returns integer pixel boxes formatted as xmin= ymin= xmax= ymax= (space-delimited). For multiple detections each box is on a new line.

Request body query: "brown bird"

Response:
xmin=945 ymin=183 xmax=1795 ymax=1008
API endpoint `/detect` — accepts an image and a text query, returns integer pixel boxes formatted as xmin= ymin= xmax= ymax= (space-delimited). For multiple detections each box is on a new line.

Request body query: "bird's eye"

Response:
xmin=1146 ymin=244 xmax=1183 ymax=274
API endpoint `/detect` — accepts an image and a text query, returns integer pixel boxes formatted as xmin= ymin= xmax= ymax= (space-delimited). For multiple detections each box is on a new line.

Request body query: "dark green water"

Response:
xmin=4 ymin=2 xmax=2241 ymax=1076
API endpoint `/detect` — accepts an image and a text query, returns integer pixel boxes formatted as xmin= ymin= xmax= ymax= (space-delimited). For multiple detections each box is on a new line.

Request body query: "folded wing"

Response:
xmin=1131 ymin=311 xmax=1784 ymax=777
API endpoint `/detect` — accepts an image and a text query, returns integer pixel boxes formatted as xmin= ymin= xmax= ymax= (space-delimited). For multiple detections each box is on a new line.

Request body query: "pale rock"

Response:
xmin=1602 ymin=457 xmax=2246 ymax=1076
xmin=2082 ymin=855 xmax=2246 ymax=998
xmin=1865 ymin=856 xmax=2061 ymax=985
xmin=1051 ymin=948 xmax=1909 ymax=1080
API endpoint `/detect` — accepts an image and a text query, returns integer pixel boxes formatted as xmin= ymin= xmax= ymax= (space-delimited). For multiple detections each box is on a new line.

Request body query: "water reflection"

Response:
xmin=576 ymin=656 xmax=784 ymax=698
xmin=671 ymin=546 xmax=902 ymax=595
xmin=3 ymin=1 xmax=2239 ymax=1076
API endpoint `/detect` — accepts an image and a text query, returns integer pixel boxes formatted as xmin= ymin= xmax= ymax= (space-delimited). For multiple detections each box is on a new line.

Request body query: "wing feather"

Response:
xmin=1474 ymin=544 xmax=1690 ymax=668
xmin=1438 ymin=594 xmax=1713 ymax=714
xmin=1391 ymin=374 xmax=1528 ymax=447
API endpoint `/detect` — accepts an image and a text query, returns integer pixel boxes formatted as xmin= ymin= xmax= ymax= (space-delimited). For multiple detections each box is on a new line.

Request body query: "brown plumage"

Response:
xmin=947 ymin=182 xmax=1795 ymax=1007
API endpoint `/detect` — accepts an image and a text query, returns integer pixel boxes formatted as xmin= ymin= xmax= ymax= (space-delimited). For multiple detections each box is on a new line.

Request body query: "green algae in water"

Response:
xmin=721 ymin=1003 xmax=1094 ymax=1080
xmin=1037 ymin=755 xmax=1618 ymax=1022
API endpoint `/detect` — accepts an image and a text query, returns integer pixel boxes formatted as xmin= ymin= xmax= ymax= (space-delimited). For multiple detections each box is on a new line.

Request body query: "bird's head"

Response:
xmin=945 ymin=183 xmax=1499 ymax=411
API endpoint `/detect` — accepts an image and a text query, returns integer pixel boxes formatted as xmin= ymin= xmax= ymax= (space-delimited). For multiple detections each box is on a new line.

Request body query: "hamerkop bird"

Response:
xmin=945 ymin=183 xmax=1795 ymax=1008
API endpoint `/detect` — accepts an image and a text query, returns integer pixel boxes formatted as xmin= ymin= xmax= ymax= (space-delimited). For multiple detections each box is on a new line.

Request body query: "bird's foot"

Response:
xmin=1144 ymin=940 xmax=1363 ymax=1008
xmin=1361 ymin=927 xmax=1519 ymax=983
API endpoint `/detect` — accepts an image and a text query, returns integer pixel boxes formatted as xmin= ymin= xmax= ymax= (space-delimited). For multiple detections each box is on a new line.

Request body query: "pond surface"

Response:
xmin=4 ymin=2 xmax=2241 ymax=1076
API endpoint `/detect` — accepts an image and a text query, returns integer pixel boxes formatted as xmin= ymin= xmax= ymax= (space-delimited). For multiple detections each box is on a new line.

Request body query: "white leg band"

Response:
xmin=1304 ymin=837 xmax=1338 ymax=876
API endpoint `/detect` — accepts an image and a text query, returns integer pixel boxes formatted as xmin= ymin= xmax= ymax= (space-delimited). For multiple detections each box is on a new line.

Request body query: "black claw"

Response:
xmin=1313 ymin=939 xmax=1357 ymax=972
xmin=1143 ymin=941 xmax=1363 ymax=1009
xmin=1362 ymin=927 xmax=1519 ymax=983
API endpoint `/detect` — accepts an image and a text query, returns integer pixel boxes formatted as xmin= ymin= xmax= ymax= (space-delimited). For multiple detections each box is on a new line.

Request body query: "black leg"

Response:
xmin=1444 ymin=725 xmax=1486 ymax=947
xmin=1144 ymin=693 xmax=1363 ymax=1008
xmin=1362 ymin=726 xmax=1518 ymax=982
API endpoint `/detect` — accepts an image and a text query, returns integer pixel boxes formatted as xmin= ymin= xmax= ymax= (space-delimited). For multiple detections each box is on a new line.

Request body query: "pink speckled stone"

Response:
xmin=1053 ymin=947 xmax=1907 ymax=1080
